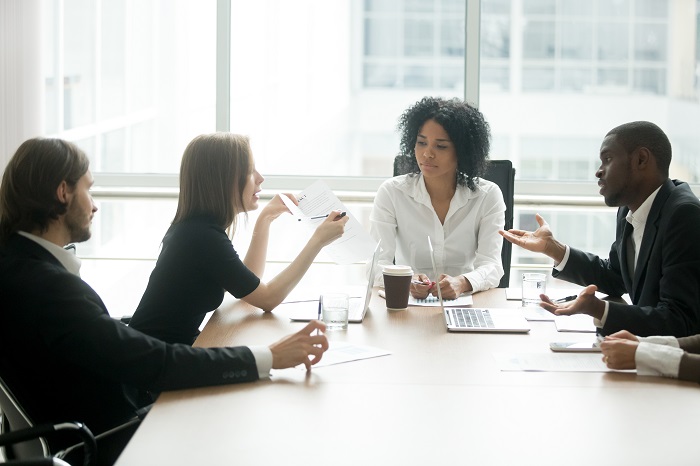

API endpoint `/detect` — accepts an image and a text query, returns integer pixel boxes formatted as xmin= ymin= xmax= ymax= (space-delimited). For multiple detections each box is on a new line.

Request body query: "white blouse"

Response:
xmin=369 ymin=174 xmax=505 ymax=292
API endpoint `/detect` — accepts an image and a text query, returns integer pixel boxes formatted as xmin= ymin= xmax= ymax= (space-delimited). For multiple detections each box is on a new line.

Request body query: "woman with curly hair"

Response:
xmin=370 ymin=97 xmax=505 ymax=299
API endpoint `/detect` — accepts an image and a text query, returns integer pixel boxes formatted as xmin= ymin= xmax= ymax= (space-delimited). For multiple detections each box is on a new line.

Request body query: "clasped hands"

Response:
xmin=411 ymin=273 xmax=469 ymax=300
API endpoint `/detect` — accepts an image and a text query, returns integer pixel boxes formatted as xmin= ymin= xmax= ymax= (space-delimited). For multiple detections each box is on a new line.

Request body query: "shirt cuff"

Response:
xmin=553 ymin=245 xmax=571 ymax=271
xmin=638 ymin=336 xmax=679 ymax=347
xmin=249 ymin=345 xmax=273 ymax=379
xmin=461 ymin=273 xmax=476 ymax=294
xmin=635 ymin=342 xmax=683 ymax=378
xmin=593 ymin=301 xmax=609 ymax=328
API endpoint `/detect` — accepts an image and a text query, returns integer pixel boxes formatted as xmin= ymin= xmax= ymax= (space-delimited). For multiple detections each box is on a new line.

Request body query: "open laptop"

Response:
xmin=288 ymin=241 xmax=380 ymax=323
xmin=428 ymin=237 xmax=530 ymax=333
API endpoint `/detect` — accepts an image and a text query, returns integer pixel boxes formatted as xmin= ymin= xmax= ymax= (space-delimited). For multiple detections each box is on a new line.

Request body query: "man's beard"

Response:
xmin=65 ymin=201 xmax=92 ymax=243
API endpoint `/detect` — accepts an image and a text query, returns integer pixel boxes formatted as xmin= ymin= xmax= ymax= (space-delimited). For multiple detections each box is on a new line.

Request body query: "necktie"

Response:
xmin=626 ymin=221 xmax=635 ymax=277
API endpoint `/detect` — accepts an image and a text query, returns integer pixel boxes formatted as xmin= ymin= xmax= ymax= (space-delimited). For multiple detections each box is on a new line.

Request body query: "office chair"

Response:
xmin=392 ymin=157 xmax=516 ymax=288
xmin=0 ymin=420 xmax=96 ymax=466
xmin=0 ymin=374 xmax=148 ymax=466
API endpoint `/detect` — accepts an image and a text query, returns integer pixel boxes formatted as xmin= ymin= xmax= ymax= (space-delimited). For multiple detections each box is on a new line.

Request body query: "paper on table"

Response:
xmin=493 ymin=352 xmax=625 ymax=372
xmin=407 ymin=295 xmax=473 ymax=307
xmin=554 ymin=314 xmax=597 ymax=332
xmin=279 ymin=181 xmax=377 ymax=264
xmin=521 ymin=306 xmax=555 ymax=321
xmin=297 ymin=341 xmax=391 ymax=369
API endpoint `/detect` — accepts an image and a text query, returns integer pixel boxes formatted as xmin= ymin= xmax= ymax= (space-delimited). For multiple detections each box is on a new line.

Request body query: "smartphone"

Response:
xmin=549 ymin=341 xmax=601 ymax=352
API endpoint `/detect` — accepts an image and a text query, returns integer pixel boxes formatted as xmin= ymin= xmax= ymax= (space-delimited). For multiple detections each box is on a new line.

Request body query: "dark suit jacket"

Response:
xmin=554 ymin=179 xmax=700 ymax=337
xmin=0 ymin=234 xmax=258 ymax=456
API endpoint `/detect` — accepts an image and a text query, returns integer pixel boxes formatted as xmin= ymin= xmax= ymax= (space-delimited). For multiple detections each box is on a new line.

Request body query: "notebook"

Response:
xmin=288 ymin=241 xmax=380 ymax=323
xmin=427 ymin=236 xmax=530 ymax=333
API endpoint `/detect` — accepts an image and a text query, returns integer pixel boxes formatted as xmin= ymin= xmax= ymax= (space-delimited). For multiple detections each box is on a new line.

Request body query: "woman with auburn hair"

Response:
xmin=130 ymin=133 xmax=348 ymax=345
xmin=370 ymin=96 xmax=505 ymax=300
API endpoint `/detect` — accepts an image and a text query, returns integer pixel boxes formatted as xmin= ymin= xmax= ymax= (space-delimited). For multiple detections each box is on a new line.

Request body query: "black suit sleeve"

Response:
xmin=603 ymin=202 xmax=700 ymax=337
xmin=36 ymin=268 xmax=259 ymax=391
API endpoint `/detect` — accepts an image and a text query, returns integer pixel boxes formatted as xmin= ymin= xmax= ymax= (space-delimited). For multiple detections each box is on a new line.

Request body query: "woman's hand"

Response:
xmin=259 ymin=193 xmax=296 ymax=222
xmin=600 ymin=338 xmax=639 ymax=370
xmin=310 ymin=210 xmax=349 ymax=248
xmin=410 ymin=274 xmax=433 ymax=299
xmin=432 ymin=274 xmax=470 ymax=300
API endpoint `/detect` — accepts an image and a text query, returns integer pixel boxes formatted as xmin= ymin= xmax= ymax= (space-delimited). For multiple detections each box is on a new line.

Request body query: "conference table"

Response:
xmin=116 ymin=288 xmax=700 ymax=465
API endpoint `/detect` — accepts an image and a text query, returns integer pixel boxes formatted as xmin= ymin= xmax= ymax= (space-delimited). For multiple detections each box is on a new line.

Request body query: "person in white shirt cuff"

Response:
xmin=600 ymin=330 xmax=700 ymax=383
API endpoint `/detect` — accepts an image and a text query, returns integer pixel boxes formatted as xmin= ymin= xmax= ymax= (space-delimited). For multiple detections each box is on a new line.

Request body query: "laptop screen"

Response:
xmin=427 ymin=236 xmax=443 ymax=308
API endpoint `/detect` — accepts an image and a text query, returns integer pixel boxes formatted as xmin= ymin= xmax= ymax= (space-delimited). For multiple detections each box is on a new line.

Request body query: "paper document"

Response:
xmin=521 ymin=306 xmax=555 ymax=321
xmin=493 ymin=352 xmax=625 ymax=372
xmin=297 ymin=341 xmax=391 ymax=369
xmin=554 ymin=314 xmax=597 ymax=332
xmin=280 ymin=181 xmax=377 ymax=264
xmin=407 ymin=295 xmax=474 ymax=307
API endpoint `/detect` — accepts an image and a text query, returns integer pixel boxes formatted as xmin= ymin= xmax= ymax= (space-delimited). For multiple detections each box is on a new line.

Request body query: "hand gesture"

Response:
xmin=310 ymin=210 xmax=349 ymax=248
xmin=539 ymin=285 xmax=605 ymax=321
xmin=600 ymin=338 xmax=639 ymax=370
xmin=410 ymin=274 xmax=434 ymax=299
xmin=269 ymin=321 xmax=329 ymax=371
xmin=499 ymin=214 xmax=565 ymax=263
xmin=259 ymin=193 xmax=296 ymax=221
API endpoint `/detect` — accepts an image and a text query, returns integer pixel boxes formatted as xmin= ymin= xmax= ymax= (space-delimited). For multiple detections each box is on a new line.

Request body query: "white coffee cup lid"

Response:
xmin=383 ymin=265 xmax=413 ymax=276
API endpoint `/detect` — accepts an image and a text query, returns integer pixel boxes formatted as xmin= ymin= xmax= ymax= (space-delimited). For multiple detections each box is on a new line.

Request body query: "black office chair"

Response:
xmin=0 ymin=374 xmax=148 ymax=466
xmin=0 ymin=420 xmax=96 ymax=466
xmin=482 ymin=160 xmax=515 ymax=288
xmin=392 ymin=157 xmax=516 ymax=288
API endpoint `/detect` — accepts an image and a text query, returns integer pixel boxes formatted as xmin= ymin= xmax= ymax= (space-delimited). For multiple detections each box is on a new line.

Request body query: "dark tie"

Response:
xmin=626 ymin=221 xmax=635 ymax=277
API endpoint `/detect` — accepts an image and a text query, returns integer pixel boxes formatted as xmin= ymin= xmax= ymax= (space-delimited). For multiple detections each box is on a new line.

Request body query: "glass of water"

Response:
xmin=521 ymin=273 xmax=547 ymax=308
xmin=321 ymin=293 xmax=350 ymax=330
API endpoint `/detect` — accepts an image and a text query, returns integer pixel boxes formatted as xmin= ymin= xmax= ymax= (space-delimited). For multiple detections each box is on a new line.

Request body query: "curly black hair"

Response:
xmin=394 ymin=96 xmax=491 ymax=190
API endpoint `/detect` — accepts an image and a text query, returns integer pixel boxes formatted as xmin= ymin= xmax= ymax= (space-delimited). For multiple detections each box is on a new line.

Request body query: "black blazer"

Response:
xmin=0 ymin=234 xmax=258 ymax=449
xmin=554 ymin=179 xmax=700 ymax=337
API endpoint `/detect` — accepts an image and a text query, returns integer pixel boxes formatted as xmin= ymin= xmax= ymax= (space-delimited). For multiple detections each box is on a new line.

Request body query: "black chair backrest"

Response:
xmin=392 ymin=157 xmax=515 ymax=288
xmin=481 ymin=160 xmax=515 ymax=288
xmin=0 ymin=375 xmax=47 ymax=460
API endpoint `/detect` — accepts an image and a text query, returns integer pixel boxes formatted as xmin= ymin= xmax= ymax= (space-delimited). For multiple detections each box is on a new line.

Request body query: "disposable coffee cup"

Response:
xmin=383 ymin=265 xmax=413 ymax=311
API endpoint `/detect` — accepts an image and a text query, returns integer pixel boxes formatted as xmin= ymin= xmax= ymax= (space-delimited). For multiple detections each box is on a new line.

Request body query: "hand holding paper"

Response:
xmin=281 ymin=181 xmax=378 ymax=264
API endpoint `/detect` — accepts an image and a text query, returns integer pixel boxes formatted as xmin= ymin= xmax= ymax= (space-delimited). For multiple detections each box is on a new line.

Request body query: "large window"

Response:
xmin=22 ymin=0 xmax=700 ymax=297
xmin=43 ymin=0 xmax=217 ymax=175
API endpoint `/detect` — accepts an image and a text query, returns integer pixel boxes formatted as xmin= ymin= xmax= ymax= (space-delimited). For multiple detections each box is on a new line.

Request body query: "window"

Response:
xmin=227 ymin=0 xmax=467 ymax=178
xmin=42 ymin=0 xmax=217 ymax=175
xmin=24 ymin=0 xmax=700 ymax=285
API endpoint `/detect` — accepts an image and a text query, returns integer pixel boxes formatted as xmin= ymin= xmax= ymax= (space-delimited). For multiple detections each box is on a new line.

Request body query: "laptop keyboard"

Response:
xmin=452 ymin=308 xmax=495 ymax=328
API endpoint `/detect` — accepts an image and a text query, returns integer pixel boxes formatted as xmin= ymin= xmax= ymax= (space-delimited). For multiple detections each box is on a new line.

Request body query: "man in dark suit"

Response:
xmin=500 ymin=121 xmax=700 ymax=337
xmin=0 ymin=138 xmax=329 ymax=465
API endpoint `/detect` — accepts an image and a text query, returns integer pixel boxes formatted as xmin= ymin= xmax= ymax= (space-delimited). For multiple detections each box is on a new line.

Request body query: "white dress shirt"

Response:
xmin=18 ymin=231 xmax=82 ymax=276
xmin=369 ymin=174 xmax=505 ymax=292
xmin=635 ymin=336 xmax=683 ymax=378
xmin=17 ymin=231 xmax=273 ymax=378
xmin=555 ymin=186 xmax=661 ymax=328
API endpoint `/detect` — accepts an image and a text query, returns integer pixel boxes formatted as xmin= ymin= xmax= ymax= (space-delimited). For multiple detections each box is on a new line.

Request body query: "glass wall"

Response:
xmin=32 ymin=0 xmax=700 ymax=300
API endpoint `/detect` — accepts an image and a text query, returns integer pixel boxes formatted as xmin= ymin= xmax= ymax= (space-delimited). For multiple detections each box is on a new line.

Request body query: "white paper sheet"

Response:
xmin=280 ymin=181 xmax=377 ymax=264
xmin=296 ymin=341 xmax=391 ymax=369
xmin=407 ymin=294 xmax=474 ymax=307
xmin=493 ymin=352 xmax=624 ymax=372
xmin=554 ymin=314 xmax=597 ymax=332
xmin=521 ymin=306 xmax=555 ymax=321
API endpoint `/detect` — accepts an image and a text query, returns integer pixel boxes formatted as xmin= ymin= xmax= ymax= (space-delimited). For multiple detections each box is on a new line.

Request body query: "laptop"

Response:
xmin=288 ymin=241 xmax=380 ymax=323
xmin=427 ymin=237 xmax=530 ymax=333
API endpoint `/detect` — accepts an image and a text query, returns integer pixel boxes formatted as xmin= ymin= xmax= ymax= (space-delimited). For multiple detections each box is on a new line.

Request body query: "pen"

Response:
xmin=553 ymin=295 xmax=577 ymax=304
xmin=412 ymin=280 xmax=436 ymax=287
xmin=298 ymin=211 xmax=347 ymax=221
xmin=316 ymin=295 xmax=322 ymax=335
